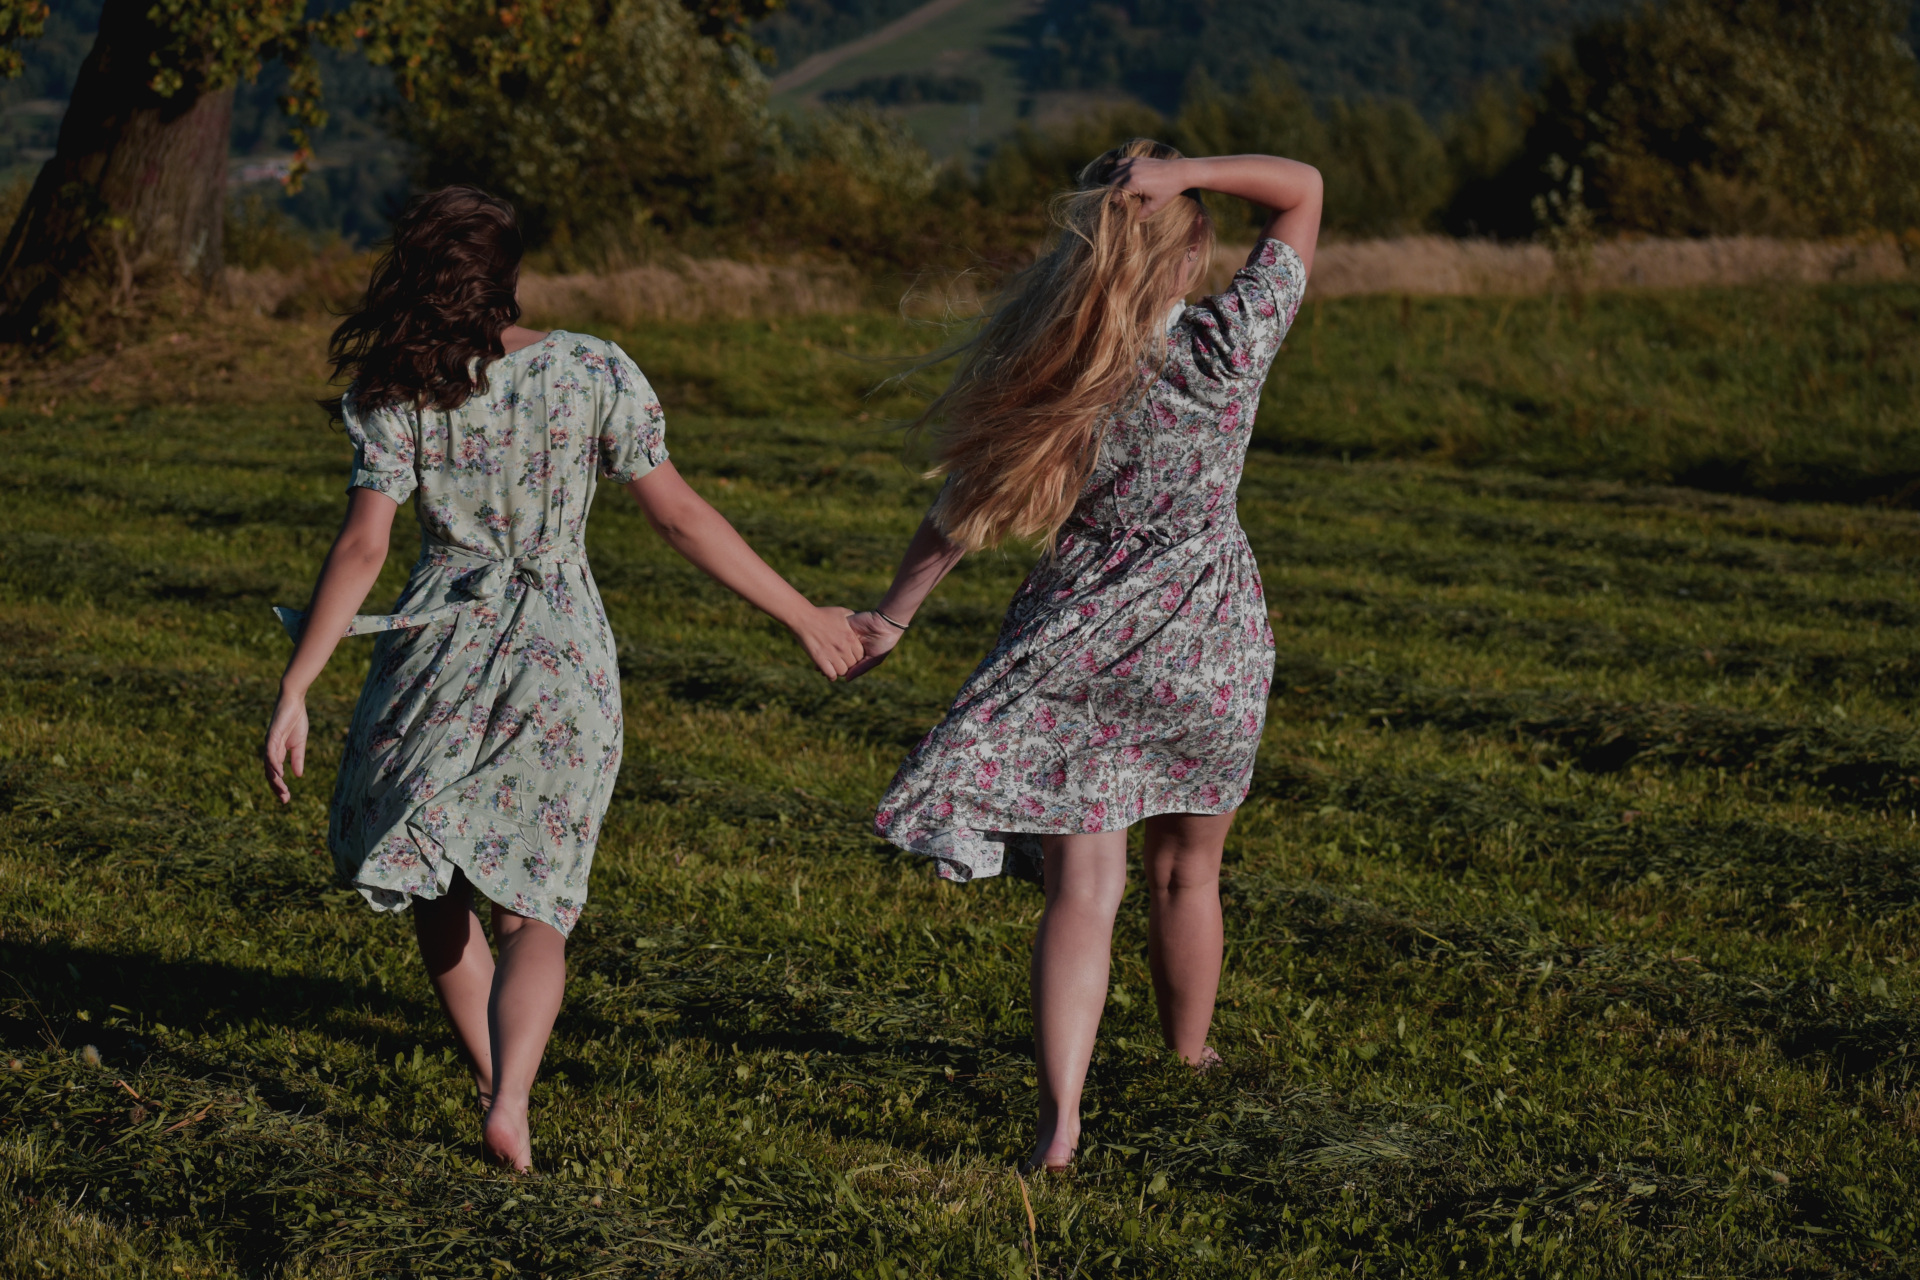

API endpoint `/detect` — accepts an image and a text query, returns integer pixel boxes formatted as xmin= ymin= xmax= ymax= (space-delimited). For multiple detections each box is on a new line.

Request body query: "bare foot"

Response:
xmin=482 ymin=1100 xmax=532 ymax=1173
xmin=1191 ymin=1045 xmax=1223 ymax=1073
xmin=1025 ymin=1113 xmax=1078 ymax=1173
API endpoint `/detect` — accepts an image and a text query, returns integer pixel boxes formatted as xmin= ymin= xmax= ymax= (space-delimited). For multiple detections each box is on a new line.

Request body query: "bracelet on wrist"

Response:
xmin=874 ymin=608 xmax=911 ymax=632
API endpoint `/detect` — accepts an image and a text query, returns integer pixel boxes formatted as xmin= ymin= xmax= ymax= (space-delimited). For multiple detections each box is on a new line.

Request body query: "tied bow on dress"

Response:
xmin=273 ymin=543 xmax=578 ymax=641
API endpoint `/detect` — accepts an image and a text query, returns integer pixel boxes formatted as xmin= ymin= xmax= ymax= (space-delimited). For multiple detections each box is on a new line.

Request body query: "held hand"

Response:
xmin=1113 ymin=156 xmax=1194 ymax=220
xmin=262 ymin=688 xmax=309 ymax=806
xmin=792 ymin=605 xmax=865 ymax=681
xmin=844 ymin=611 xmax=905 ymax=680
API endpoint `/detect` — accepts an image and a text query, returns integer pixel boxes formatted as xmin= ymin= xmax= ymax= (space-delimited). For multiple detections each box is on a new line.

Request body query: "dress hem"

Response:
xmin=879 ymin=789 xmax=1250 ymax=887
xmin=336 ymin=803 xmax=587 ymax=937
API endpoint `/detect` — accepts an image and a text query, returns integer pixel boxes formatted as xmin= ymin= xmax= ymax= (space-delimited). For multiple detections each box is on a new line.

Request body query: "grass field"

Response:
xmin=3 ymin=282 xmax=1919 ymax=1277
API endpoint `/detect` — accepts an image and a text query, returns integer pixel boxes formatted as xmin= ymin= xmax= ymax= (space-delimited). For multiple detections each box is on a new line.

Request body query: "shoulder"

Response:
xmin=340 ymin=385 xmax=414 ymax=440
xmin=555 ymin=332 xmax=654 ymax=396
xmin=1248 ymin=237 xmax=1305 ymax=280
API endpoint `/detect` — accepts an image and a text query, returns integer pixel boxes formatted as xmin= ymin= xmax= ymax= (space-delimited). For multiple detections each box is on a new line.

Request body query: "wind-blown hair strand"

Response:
xmin=919 ymin=138 xmax=1212 ymax=552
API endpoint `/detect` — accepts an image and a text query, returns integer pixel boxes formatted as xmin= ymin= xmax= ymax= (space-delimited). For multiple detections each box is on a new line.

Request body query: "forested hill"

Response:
xmin=1020 ymin=0 xmax=1638 ymax=117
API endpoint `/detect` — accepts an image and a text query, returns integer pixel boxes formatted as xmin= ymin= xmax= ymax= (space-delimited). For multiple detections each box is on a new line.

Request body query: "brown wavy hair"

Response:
xmin=323 ymin=186 xmax=525 ymax=420
xmin=921 ymin=138 xmax=1212 ymax=552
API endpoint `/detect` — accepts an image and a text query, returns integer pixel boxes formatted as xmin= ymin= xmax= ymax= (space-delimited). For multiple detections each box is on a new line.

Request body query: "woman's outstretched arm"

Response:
xmin=262 ymin=486 xmax=399 ymax=803
xmin=845 ymin=511 xmax=967 ymax=678
xmin=626 ymin=461 xmax=864 ymax=680
xmin=1119 ymin=153 xmax=1324 ymax=277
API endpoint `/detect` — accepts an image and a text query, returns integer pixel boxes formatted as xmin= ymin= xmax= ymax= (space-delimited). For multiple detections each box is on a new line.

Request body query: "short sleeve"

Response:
xmin=1176 ymin=238 xmax=1307 ymax=395
xmin=342 ymin=392 xmax=419 ymax=504
xmin=595 ymin=342 xmax=669 ymax=485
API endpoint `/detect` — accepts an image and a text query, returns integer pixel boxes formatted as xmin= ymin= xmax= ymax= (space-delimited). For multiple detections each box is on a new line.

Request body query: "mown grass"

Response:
xmin=2 ymin=285 xmax=1918 ymax=1277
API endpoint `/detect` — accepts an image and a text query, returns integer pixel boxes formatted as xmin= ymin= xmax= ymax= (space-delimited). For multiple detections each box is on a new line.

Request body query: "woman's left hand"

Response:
xmin=262 ymin=688 xmax=309 ymax=805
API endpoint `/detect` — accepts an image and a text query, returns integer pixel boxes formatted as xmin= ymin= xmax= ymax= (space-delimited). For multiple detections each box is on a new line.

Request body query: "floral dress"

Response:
xmin=874 ymin=239 xmax=1306 ymax=883
xmin=279 ymin=332 xmax=667 ymax=935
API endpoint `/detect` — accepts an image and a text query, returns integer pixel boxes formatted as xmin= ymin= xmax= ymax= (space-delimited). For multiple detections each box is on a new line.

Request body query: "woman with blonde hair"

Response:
xmin=848 ymin=141 xmax=1322 ymax=1171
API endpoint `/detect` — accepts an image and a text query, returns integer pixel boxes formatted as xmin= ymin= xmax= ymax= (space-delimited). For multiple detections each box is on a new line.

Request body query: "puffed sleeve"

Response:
xmin=342 ymin=391 xmax=419 ymax=504
xmin=595 ymin=341 xmax=669 ymax=485
xmin=1175 ymin=238 xmax=1307 ymax=401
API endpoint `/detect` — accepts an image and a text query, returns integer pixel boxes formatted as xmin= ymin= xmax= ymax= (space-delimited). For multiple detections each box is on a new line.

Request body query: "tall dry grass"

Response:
xmin=215 ymin=236 xmax=1913 ymax=332
xmin=1206 ymin=234 xmax=1914 ymax=300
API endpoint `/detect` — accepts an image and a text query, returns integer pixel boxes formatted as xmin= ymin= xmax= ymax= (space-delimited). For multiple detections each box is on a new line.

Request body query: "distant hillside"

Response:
xmin=1020 ymin=0 xmax=1642 ymax=118
xmin=755 ymin=0 xmax=932 ymax=71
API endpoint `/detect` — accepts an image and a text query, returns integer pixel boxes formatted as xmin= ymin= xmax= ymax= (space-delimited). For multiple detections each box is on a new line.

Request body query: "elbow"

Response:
xmin=643 ymin=494 xmax=707 ymax=545
xmin=335 ymin=532 xmax=390 ymax=570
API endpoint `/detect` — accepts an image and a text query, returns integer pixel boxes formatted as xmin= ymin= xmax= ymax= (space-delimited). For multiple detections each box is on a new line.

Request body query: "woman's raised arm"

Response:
xmin=1117 ymin=154 xmax=1324 ymax=277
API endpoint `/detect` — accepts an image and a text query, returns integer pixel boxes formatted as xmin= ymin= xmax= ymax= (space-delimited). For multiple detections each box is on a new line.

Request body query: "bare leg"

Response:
xmin=1028 ymin=829 xmax=1129 ymax=1172
xmin=411 ymin=873 xmax=496 ymax=1102
xmin=1142 ymin=810 xmax=1236 ymax=1065
xmin=480 ymin=905 xmax=568 ymax=1172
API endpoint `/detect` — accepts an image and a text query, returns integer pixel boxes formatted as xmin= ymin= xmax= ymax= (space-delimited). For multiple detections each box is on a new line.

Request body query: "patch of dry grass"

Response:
xmin=1208 ymin=233 xmax=1917 ymax=300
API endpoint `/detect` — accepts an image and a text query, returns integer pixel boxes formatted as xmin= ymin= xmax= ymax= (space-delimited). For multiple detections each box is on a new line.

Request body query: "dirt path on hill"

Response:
xmin=769 ymin=0 xmax=976 ymax=95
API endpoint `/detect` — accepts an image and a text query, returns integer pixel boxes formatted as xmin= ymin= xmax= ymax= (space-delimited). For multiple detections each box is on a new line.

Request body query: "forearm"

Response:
xmin=280 ymin=535 xmax=388 ymax=696
xmin=1183 ymin=155 xmax=1323 ymax=273
xmin=1180 ymin=155 xmax=1319 ymax=214
xmin=876 ymin=513 xmax=966 ymax=624
xmin=655 ymin=501 xmax=816 ymax=630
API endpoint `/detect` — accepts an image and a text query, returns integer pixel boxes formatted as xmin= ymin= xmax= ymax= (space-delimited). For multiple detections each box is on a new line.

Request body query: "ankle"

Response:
xmin=485 ymin=1093 xmax=528 ymax=1120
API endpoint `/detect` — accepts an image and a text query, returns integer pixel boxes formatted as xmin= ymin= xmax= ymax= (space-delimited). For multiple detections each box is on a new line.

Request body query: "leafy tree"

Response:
xmin=1453 ymin=0 xmax=1920 ymax=237
xmin=0 ymin=0 xmax=777 ymax=345
xmin=395 ymin=0 xmax=769 ymax=258
xmin=1175 ymin=65 xmax=1451 ymax=237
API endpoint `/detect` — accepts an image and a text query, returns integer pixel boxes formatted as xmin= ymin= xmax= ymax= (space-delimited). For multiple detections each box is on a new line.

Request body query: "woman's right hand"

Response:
xmin=1113 ymin=156 xmax=1195 ymax=219
xmin=262 ymin=687 xmax=310 ymax=805
xmin=791 ymin=605 xmax=866 ymax=681
xmin=844 ymin=611 xmax=905 ymax=680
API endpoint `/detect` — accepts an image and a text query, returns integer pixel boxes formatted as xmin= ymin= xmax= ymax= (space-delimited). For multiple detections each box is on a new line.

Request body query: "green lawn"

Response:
xmin=2 ymin=290 xmax=1918 ymax=1277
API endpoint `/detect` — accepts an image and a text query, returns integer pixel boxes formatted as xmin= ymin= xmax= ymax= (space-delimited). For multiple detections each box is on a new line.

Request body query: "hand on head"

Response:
xmin=1112 ymin=156 xmax=1192 ymax=220
xmin=844 ymin=611 xmax=905 ymax=680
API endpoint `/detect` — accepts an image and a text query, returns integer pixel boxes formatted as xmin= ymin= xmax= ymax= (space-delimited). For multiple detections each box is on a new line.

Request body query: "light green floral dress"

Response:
xmin=283 ymin=331 xmax=666 ymax=935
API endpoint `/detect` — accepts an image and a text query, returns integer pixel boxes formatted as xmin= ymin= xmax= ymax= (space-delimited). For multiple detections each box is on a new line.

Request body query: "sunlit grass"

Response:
xmin=2 ymin=287 xmax=1918 ymax=1276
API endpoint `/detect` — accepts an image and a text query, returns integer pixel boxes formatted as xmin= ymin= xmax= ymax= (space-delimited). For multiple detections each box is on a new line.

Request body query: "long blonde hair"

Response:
xmin=920 ymin=138 xmax=1213 ymax=552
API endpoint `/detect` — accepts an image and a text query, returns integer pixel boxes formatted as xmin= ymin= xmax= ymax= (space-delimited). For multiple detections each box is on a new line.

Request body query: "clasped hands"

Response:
xmin=792 ymin=606 xmax=904 ymax=682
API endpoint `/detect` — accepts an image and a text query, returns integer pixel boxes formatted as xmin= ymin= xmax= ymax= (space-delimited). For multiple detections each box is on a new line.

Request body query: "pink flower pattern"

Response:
xmin=874 ymin=241 xmax=1304 ymax=882
xmin=324 ymin=332 xmax=666 ymax=935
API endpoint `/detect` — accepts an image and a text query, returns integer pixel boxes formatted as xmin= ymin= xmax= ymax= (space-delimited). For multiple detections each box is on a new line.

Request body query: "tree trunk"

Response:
xmin=0 ymin=0 xmax=232 ymax=344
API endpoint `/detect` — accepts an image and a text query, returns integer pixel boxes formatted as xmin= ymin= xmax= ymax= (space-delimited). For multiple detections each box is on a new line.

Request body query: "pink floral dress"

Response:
xmin=280 ymin=332 xmax=667 ymax=935
xmin=874 ymin=239 xmax=1306 ymax=882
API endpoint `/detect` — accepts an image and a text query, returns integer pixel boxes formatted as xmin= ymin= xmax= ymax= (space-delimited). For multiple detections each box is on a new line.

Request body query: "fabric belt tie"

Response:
xmin=273 ymin=544 xmax=577 ymax=642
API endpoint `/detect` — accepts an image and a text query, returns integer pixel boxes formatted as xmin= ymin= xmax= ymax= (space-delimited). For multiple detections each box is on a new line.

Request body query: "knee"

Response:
xmin=1044 ymin=873 xmax=1127 ymax=919
xmin=1149 ymin=847 xmax=1221 ymax=897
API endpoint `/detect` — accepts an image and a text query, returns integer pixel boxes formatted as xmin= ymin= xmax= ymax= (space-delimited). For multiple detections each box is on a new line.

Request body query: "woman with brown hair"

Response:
xmin=259 ymin=186 xmax=863 ymax=1171
xmin=848 ymin=141 xmax=1322 ymax=1172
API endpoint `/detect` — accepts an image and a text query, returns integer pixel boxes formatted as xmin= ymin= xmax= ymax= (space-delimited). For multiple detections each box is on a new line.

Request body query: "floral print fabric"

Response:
xmin=874 ymin=240 xmax=1307 ymax=883
xmin=321 ymin=331 xmax=666 ymax=934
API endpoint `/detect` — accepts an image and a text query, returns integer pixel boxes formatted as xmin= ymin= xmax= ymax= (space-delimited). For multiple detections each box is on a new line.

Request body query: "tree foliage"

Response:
xmin=391 ymin=0 xmax=768 ymax=253
xmin=0 ymin=0 xmax=48 ymax=80
xmin=1454 ymin=0 xmax=1920 ymax=237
